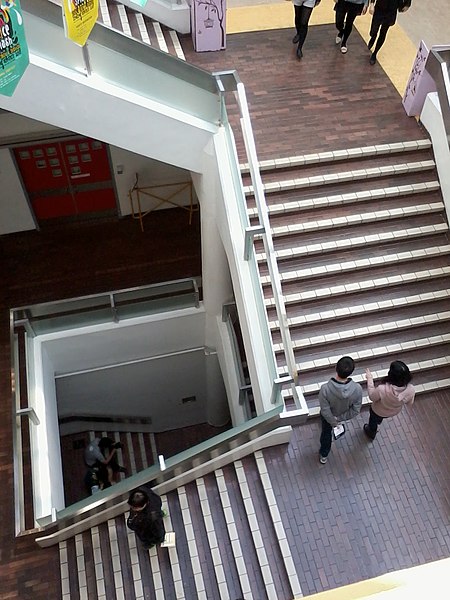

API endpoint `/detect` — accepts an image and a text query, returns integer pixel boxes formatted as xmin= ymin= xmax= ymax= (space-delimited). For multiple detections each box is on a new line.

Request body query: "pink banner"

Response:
xmin=402 ymin=41 xmax=436 ymax=117
xmin=192 ymin=0 xmax=226 ymax=52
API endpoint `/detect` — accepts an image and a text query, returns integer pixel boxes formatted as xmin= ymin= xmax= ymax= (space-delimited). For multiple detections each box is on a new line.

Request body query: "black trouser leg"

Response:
xmin=295 ymin=5 xmax=313 ymax=50
xmin=341 ymin=5 xmax=360 ymax=45
xmin=368 ymin=407 xmax=384 ymax=435
xmin=373 ymin=23 xmax=390 ymax=55
xmin=319 ymin=415 xmax=333 ymax=457
xmin=335 ymin=5 xmax=346 ymax=36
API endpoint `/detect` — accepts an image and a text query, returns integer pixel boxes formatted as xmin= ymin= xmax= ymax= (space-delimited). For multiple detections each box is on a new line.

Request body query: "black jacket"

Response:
xmin=126 ymin=486 xmax=165 ymax=546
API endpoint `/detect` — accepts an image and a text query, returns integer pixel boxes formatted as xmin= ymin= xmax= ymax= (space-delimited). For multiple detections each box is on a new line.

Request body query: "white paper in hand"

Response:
xmin=333 ymin=424 xmax=346 ymax=440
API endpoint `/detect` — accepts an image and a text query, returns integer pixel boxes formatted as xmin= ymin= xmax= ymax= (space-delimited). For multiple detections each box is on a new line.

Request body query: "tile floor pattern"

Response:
xmin=0 ymin=18 xmax=449 ymax=600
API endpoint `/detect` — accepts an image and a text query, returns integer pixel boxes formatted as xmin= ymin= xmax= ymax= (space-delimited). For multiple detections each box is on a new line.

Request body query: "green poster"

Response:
xmin=0 ymin=0 xmax=29 ymax=97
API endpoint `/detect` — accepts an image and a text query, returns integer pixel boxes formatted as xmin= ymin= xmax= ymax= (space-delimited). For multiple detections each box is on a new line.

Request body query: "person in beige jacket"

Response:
xmin=364 ymin=360 xmax=415 ymax=439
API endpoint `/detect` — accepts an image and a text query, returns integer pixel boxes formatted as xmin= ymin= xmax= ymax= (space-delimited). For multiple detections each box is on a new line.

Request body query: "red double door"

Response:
xmin=14 ymin=137 xmax=117 ymax=220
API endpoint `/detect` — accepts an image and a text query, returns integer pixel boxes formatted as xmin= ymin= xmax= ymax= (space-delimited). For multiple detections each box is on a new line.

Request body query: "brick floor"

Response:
xmin=182 ymin=25 xmax=426 ymax=161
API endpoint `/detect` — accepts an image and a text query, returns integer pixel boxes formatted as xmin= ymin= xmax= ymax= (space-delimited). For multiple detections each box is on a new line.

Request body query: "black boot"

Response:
xmin=363 ymin=424 xmax=376 ymax=440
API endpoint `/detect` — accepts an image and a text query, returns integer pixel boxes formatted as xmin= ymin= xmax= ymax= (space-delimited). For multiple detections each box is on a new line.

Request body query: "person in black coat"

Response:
xmin=368 ymin=0 xmax=412 ymax=65
xmin=126 ymin=486 xmax=166 ymax=549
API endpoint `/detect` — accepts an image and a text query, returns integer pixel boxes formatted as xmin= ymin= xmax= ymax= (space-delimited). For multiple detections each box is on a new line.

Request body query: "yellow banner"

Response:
xmin=63 ymin=0 xmax=99 ymax=47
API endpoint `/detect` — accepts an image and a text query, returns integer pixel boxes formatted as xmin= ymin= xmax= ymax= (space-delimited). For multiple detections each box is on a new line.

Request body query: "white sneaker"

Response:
xmin=341 ymin=45 xmax=348 ymax=54
xmin=335 ymin=35 xmax=342 ymax=45
xmin=319 ymin=455 xmax=327 ymax=464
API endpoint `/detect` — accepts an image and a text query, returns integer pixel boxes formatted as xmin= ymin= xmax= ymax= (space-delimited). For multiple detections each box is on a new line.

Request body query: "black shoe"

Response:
xmin=363 ymin=424 xmax=376 ymax=440
xmin=296 ymin=46 xmax=303 ymax=60
xmin=292 ymin=33 xmax=300 ymax=44
xmin=369 ymin=53 xmax=376 ymax=65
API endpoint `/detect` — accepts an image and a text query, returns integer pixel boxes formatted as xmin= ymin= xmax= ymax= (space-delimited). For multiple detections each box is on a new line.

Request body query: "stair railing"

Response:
xmin=214 ymin=71 xmax=308 ymax=414
xmin=34 ymin=405 xmax=286 ymax=546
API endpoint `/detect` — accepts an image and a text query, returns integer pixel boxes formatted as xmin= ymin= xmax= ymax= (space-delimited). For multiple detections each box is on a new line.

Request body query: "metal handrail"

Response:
xmin=214 ymin=71 xmax=303 ymax=408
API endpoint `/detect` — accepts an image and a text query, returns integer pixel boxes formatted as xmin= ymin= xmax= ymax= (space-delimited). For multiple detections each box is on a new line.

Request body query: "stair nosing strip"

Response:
xmin=247 ymin=181 xmax=441 ymax=217
xmin=257 ymin=223 xmax=449 ymax=264
xmin=269 ymin=290 xmax=450 ymax=329
xmin=244 ymin=160 xmax=436 ymax=195
xmin=240 ymin=139 xmax=432 ymax=172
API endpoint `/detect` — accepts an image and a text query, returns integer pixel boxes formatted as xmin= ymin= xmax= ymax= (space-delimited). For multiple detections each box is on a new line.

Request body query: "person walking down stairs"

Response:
xmin=291 ymin=0 xmax=322 ymax=60
xmin=368 ymin=0 xmax=412 ymax=65
xmin=334 ymin=0 xmax=369 ymax=54
xmin=319 ymin=356 xmax=363 ymax=464
xmin=363 ymin=361 xmax=415 ymax=440
xmin=127 ymin=486 xmax=166 ymax=550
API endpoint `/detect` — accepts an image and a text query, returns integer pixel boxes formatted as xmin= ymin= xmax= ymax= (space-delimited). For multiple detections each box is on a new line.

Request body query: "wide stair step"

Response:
xmin=98 ymin=0 xmax=185 ymax=60
xmin=244 ymin=138 xmax=450 ymax=408
xmin=59 ymin=450 xmax=301 ymax=599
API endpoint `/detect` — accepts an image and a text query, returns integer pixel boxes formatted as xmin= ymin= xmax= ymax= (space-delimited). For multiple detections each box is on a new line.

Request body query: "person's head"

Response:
xmin=385 ymin=361 xmax=412 ymax=387
xmin=98 ymin=437 xmax=115 ymax=451
xmin=335 ymin=356 xmax=355 ymax=379
xmin=128 ymin=490 xmax=148 ymax=512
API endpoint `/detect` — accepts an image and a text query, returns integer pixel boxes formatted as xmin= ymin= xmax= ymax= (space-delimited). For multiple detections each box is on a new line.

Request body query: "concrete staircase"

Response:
xmin=58 ymin=447 xmax=302 ymax=600
xmin=97 ymin=0 xmax=186 ymax=60
xmin=242 ymin=139 xmax=450 ymax=411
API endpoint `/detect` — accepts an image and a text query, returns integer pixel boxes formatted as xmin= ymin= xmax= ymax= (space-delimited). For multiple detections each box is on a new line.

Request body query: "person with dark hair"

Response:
xmin=334 ymin=0 xmax=369 ymax=54
xmin=291 ymin=0 xmax=322 ymax=60
xmin=84 ymin=437 xmax=126 ymax=489
xmin=127 ymin=486 xmax=166 ymax=549
xmin=363 ymin=360 xmax=415 ymax=439
xmin=318 ymin=356 xmax=363 ymax=463
xmin=367 ymin=0 xmax=412 ymax=65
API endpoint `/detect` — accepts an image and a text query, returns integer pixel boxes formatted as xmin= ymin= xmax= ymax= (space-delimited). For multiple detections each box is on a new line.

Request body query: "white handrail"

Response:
xmin=234 ymin=82 xmax=300 ymax=389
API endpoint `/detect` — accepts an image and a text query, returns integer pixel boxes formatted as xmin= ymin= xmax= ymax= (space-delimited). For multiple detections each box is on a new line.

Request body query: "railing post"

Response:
xmin=244 ymin=225 xmax=265 ymax=261
xmin=16 ymin=407 xmax=40 ymax=426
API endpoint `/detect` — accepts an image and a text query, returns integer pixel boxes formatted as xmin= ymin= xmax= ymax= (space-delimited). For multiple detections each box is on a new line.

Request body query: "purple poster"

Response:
xmin=402 ymin=41 xmax=436 ymax=117
xmin=192 ymin=0 xmax=226 ymax=52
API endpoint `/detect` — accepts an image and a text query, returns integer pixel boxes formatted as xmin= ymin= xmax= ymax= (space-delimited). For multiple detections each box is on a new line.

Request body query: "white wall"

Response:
xmin=421 ymin=92 xmax=450 ymax=223
xmin=0 ymin=57 xmax=217 ymax=174
xmin=28 ymin=339 xmax=65 ymax=519
xmin=55 ymin=349 xmax=211 ymax=430
xmin=42 ymin=307 xmax=207 ymax=374
xmin=0 ymin=149 xmax=36 ymax=235
xmin=39 ymin=306 xmax=228 ymax=430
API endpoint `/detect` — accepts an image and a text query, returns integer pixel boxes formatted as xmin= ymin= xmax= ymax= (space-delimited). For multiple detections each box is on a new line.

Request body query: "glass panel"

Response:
xmin=71 ymin=166 xmax=81 ymax=175
xmin=46 ymin=147 xmax=57 ymax=156
xmin=19 ymin=151 xmax=30 ymax=160
xmin=65 ymin=144 xmax=76 ymax=154
xmin=81 ymin=153 xmax=92 ymax=162
xmin=22 ymin=1 xmax=221 ymax=126
xmin=78 ymin=142 xmax=89 ymax=151
xmin=32 ymin=149 xmax=44 ymax=158
xmin=15 ymin=280 xmax=199 ymax=334
xmin=36 ymin=160 xmax=46 ymax=169
xmin=30 ymin=308 xmax=115 ymax=335
xmin=52 ymin=169 xmax=63 ymax=177
xmin=92 ymin=141 xmax=102 ymax=150
xmin=68 ymin=155 xmax=79 ymax=164
xmin=49 ymin=158 xmax=60 ymax=167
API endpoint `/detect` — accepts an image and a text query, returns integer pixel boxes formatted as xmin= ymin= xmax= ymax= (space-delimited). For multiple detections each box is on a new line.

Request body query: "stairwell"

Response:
xmin=97 ymin=0 xmax=186 ymax=60
xmin=242 ymin=139 xmax=450 ymax=411
xmin=58 ymin=433 xmax=303 ymax=600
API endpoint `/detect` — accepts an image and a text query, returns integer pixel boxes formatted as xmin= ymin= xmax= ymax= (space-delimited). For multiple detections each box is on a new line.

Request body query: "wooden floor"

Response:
xmin=0 ymin=24 xmax=449 ymax=600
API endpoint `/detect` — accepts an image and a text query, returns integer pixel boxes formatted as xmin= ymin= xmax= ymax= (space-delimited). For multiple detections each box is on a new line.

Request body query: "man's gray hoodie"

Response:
xmin=319 ymin=377 xmax=362 ymax=426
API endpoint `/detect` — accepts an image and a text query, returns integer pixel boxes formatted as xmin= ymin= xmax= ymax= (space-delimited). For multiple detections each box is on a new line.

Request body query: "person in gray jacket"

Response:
xmin=319 ymin=356 xmax=362 ymax=463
